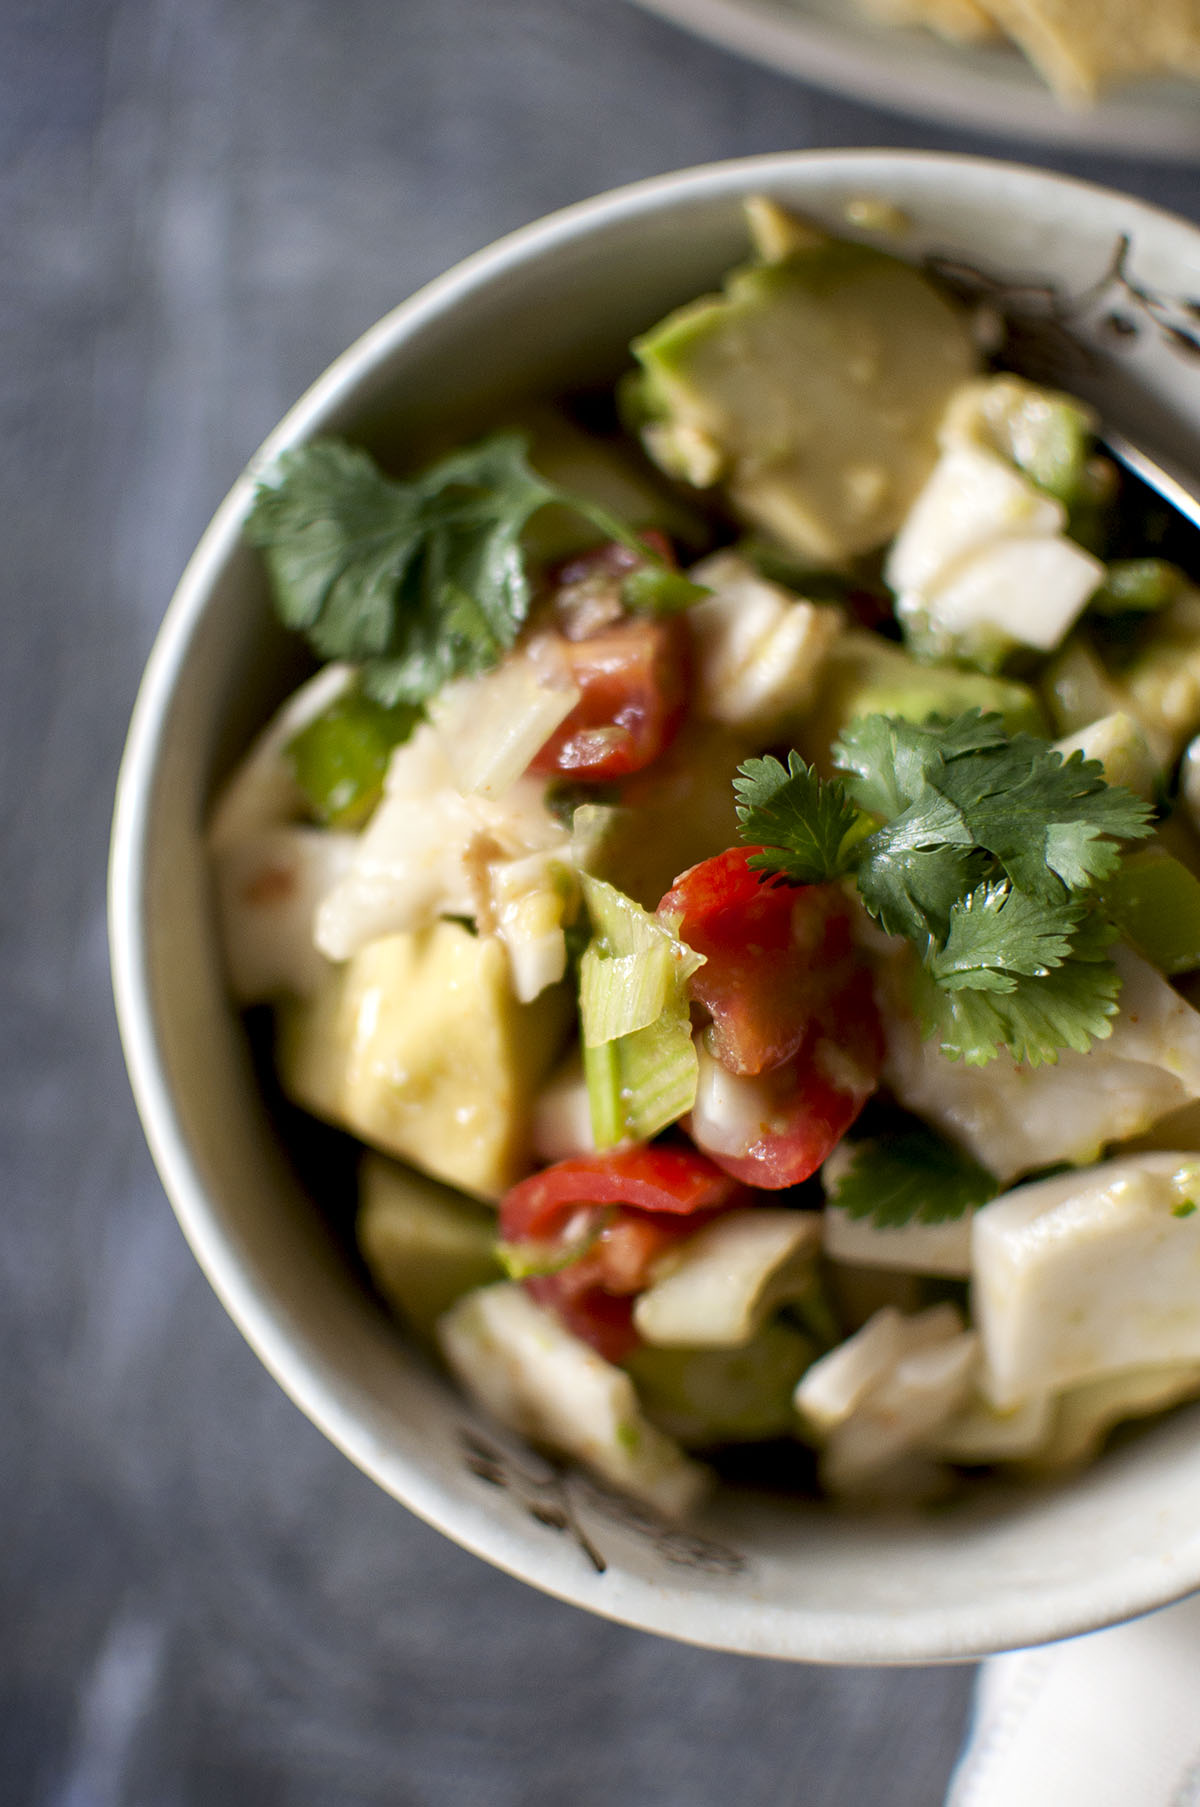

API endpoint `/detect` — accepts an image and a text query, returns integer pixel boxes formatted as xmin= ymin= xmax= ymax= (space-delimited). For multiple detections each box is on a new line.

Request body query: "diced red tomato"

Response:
xmin=524 ymin=1276 xmax=638 ymax=1365
xmin=525 ymin=1204 xmax=732 ymax=1362
xmin=500 ymin=1145 xmax=740 ymax=1245
xmin=687 ymin=966 xmax=883 ymax=1188
xmin=528 ymin=614 xmax=688 ymax=783
xmin=525 ymin=1212 xmax=707 ymax=1363
xmin=658 ymin=847 xmax=862 ymax=1077
xmin=658 ymin=847 xmax=883 ymax=1185
xmin=549 ymin=532 xmax=676 ymax=641
xmin=500 ymin=1145 xmax=743 ymax=1361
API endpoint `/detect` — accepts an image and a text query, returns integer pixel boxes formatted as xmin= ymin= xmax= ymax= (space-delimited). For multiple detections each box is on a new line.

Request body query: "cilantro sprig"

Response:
xmin=246 ymin=433 xmax=703 ymax=708
xmin=825 ymin=1124 xmax=999 ymax=1228
xmin=732 ymin=751 xmax=865 ymax=884
xmin=735 ymin=712 xmax=1154 ymax=1068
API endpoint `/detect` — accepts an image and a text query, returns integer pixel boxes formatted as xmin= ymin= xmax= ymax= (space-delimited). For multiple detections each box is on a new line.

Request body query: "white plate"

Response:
xmin=630 ymin=0 xmax=1200 ymax=157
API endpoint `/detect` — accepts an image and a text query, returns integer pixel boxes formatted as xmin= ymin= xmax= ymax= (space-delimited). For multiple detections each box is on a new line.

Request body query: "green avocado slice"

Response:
xmin=630 ymin=221 xmax=977 ymax=565
xmin=796 ymin=629 xmax=1047 ymax=765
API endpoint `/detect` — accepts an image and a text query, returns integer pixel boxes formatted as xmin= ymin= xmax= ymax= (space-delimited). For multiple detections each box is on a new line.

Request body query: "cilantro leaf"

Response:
xmin=925 ymin=881 xmax=1083 ymax=992
xmin=853 ymin=839 xmax=983 ymax=945
xmin=834 ymin=710 xmax=1007 ymax=820
xmin=922 ymin=916 xmax=1122 ymax=1067
xmin=850 ymin=787 xmax=979 ymax=942
xmin=826 ymin=1126 xmax=999 ymax=1227
xmin=733 ymin=752 xmax=864 ymax=885
xmin=835 ymin=716 xmax=1153 ymax=902
xmin=246 ymin=436 xmax=553 ymax=705
xmin=934 ymin=739 xmax=1154 ymax=900
xmin=741 ymin=709 xmax=1154 ymax=1069
xmin=246 ymin=433 xmax=698 ymax=708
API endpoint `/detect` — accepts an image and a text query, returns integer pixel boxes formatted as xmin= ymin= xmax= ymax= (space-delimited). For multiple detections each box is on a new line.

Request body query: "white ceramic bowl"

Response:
xmin=111 ymin=152 xmax=1200 ymax=1664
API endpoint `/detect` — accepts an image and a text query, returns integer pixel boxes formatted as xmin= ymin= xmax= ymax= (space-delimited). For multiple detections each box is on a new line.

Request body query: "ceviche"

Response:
xmin=211 ymin=199 xmax=1200 ymax=1518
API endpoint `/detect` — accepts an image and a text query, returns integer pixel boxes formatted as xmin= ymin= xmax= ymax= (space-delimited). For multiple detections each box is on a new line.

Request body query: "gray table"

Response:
xmin=5 ymin=2 xmax=1196 ymax=1801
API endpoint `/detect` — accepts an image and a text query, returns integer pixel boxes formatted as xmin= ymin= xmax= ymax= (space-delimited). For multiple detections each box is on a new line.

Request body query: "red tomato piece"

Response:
xmin=658 ymin=848 xmax=861 ymax=1078
xmin=501 ymin=1146 xmax=743 ymax=1360
xmin=524 ymin=1275 xmax=638 ymax=1364
xmin=500 ymin=1145 xmax=740 ymax=1246
xmin=549 ymin=532 xmax=676 ymax=639
xmin=687 ymin=967 xmax=883 ymax=1188
xmin=526 ymin=1207 xmax=733 ymax=1362
xmin=528 ymin=615 xmax=689 ymax=782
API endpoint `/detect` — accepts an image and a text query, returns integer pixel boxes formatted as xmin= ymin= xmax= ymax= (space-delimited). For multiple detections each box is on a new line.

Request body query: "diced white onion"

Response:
xmin=633 ymin=1210 xmax=821 ymax=1348
xmin=973 ymin=1151 xmax=1200 ymax=1408
xmin=315 ymin=722 xmax=565 ymax=962
xmin=822 ymin=1200 xmax=974 ymax=1278
xmin=490 ymin=850 xmax=574 ymax=1003
xmin=438 ymin=1283 xmax=709 ymax=1518
xmin=428 ymin=651 xmax=579 ymax=799
xmin=794 ymin=1302 xmax=963 ymax=1434
xmin=886 ymin=443 xmax=1061 ymax=599
xmin=531 ymin=1054 xmax=597 ymax=1163
xmin=685 ymin=551 xmax=842 ymax=732
xmin=919 ymin=533 xmax=1103 ymax=653
xmin=929 ymin=1390 xmax=1053 ymax=1464
xmin=687 ymin=1040 xmax=776 ymax=1160
xmin=882 ymin=944 xmax=1200 ymax=1184
xmin=213 ymin=825 xmax=356 ymax=1002
xmin=1026 ymin=1364 xmax=1200 ymax=1474
xmin=820 ymin=1327 xmax=978 ymax=1492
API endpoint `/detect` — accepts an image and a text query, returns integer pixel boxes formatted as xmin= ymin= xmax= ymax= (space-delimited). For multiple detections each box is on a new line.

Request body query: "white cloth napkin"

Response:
xmin=947 ymin=1595 xmax=1200 ymax=1806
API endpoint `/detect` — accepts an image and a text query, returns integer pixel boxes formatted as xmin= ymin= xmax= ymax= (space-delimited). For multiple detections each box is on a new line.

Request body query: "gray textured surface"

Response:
xmin=5 ymin=1 xmax=1198 ymax=1801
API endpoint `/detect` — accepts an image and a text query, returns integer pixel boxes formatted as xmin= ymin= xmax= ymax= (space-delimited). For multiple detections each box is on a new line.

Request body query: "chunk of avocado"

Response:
xmin=1041 ymin=633 xmax=1127 ymax=738
xmin=1053 ymin=710 xmax=1159 ymax=804
xmin=625 ymin=1322 xmax=816 ymax=1447
xmin=939 ymin=373 xmax=1095 ymax=507
xmin=1044 ymin=594 xmax=1200 ymax=770
xmin=1102 ymin=847 xmax=1200 ymax=978
xmin=358 ymin=1153 xmax=501 ymax=1341
xmin=571 ymin=718 xmax=753 ymax=909
xmin=630 ymin=223 xmax=976 ymax=563
xmin=797 ymin=629 xmax=1047 ymax=766
xmin=1122 ymin=590 xmax=1200 ymax=766
xmin=277 ymin=921 xmax=573 ymax=1200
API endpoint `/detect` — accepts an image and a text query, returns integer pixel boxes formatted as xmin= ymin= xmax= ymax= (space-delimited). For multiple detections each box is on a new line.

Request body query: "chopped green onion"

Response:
xmin=620 ymin=565 xmax=708 ymax=616
xmin=578 ymin=875 xmax=703 ymax=1148
xmin=1014 ymin=396 xmax=1093 ymax=506
xmin=1090 ymin=559 xmax=1186 ymax=617
xmin=496 ymin=1230 xmax=602 ymax=1280
xmin=580 ymin=873 xmax=688 ymax=959
xmin=579 ymin=940 xmax=675 ymax=1045
xmin=582 ymin=1037 xmax=627 ymax=1150
xmin=609 ymin=1010 xmax=700 ymax=1146
xmin=578 ymin=873 xmax=703 ymax=1047
xmin=287 ymin=687 xmax=420 ymax=827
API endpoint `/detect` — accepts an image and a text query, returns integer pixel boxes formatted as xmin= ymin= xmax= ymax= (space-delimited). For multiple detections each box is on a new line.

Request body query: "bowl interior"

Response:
xmin=112 ymin=151 xmax=1200 ymax=1663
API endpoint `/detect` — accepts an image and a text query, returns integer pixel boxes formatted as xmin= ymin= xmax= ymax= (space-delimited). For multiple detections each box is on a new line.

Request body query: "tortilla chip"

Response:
xmin=857 ymin=0 xmax=999 ymax=42
xmin=977 ymin=0 xmax=1200 ymax=101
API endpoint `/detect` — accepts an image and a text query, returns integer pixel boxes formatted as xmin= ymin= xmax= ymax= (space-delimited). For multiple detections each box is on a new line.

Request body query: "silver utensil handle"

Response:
xmin=1102 ymin=429 xmax=1200 ymax=536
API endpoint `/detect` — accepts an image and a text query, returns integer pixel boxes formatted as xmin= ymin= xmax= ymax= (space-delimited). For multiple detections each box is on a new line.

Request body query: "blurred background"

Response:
xmin=6 ymin=2 xmax=1199 ymax=1801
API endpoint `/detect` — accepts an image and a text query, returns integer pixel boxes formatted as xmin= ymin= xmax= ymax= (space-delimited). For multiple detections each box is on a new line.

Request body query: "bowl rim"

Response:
xmin=110 ymin=148 xmax=1200 ymax=1664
